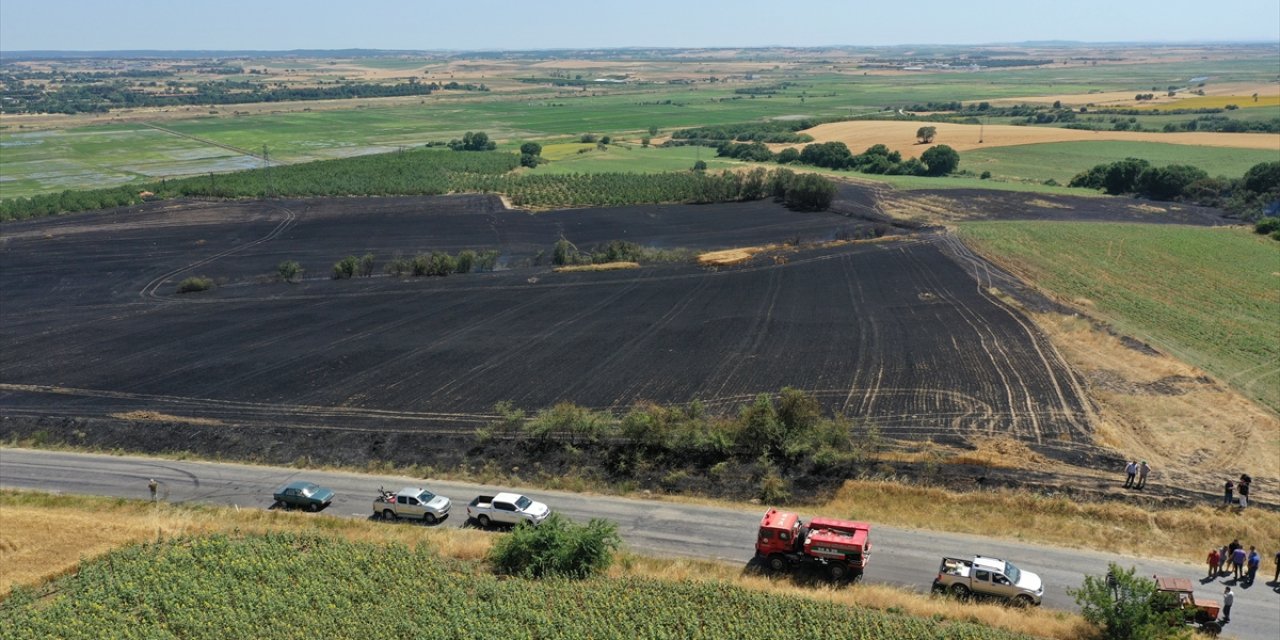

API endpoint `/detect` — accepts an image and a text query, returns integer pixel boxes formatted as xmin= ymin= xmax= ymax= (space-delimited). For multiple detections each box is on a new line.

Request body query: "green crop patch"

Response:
xmin=957 ymin=222 xmax=1280 ymax=411
xmin=962 ymin=141 xmax=1280 ymax=185
xmin=0 ymin=532 xmax=1034 ymax=640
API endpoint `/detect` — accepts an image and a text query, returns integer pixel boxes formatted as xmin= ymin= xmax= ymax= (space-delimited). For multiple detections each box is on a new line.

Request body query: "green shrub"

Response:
xmin=176 ymin=276 xmax=215 ymax=293
xmin=1069 ymin=563 xmax=1184 ymax=640
xmin=332 ymin=255 xmax=358 ymax=279
xmin=276 ymin=260 xmax=302 ymax=283
xmin=1255 ymin=216 xmax=1280 ymax=236
xmin=359 ymin=253 xmax=376 ymax=277
xmin=384 ymin=255 xmax=411 ymax=277
xmin=487 ymin=513 xmax=620 ymax=579
xmin=455 ymin=250 xmax=477 ymax=274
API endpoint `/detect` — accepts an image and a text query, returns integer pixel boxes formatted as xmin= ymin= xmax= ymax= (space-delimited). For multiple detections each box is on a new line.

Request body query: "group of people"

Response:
xmin=1205 ymin=541 xmax=1278 ymax=624
xmin=1122 ymin=460 xmax=1151 ymax=489
xmin=1207 ymin=539 xmax=1275 ymax=586
xmin=1222 ymin=474 xmax=1253 ymax=509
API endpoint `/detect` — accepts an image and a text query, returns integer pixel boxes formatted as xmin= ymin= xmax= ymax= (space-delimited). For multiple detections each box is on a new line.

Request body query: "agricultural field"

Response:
xmin=0 ymin=530 xmax=1034 ymax=640
xmin=956 ymin=222 xmax=1280 ymax=414
xmin=0 ymin=191 xmax=1127 ymax=476
xmin=4 ymin=44 xmax=1278 ymax=197
xmin=961 ymin=141 xmax=1280 ymax=185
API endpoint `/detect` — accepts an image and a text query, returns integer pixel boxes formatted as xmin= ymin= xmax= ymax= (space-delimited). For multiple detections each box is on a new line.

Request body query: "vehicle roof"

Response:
xmin=1154 ymin=576 xmax=1194 ymax=593
xmin=973 ymin=556 xmax=1008 ymax=572
xmin=281 ymin=481 xmax=319 ymax=491
xmin=396 ymin=487 xmax=431 ymax=497
xmin=760 ymin=508 xmax=800 ymax=531
xmin=493 ymin=492 xmax=525 ymax=503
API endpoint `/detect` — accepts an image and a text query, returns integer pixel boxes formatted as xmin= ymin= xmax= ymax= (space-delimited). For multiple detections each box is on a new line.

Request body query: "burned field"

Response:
xmin=1 ymin=191 xmax=1111 ymax=491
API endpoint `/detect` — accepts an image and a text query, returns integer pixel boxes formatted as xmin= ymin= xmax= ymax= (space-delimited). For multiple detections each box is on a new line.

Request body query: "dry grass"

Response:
xmin=0 ymin=490 xmax=1089 ymax=639
xmin=698 ymin=245 xmax=776 ymax=266
xmin=1027 ymin=312 xmax=1280 ymax=485
xmin=800 ymin=120 xmax=1280 ymax=158
xmin=553 ymin=261 xmax=641 ymax=272
xmin=820 ymin=480 xmax=1280 ymax=565
xmin=110 ymin=411 xmax=224 ymax=426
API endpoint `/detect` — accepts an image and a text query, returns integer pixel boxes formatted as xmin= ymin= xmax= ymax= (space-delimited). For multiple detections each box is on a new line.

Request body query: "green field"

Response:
xmin=957 ymin=222 xmax=1280 ymax=411
xmin=0 ymin=532 xmax=1032 ymax=640
xmin=962 ymin=141 xmax=1280 ymax=184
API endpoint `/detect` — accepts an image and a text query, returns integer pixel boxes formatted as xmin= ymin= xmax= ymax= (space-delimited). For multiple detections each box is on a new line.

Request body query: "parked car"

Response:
xmin=373 ymin=487 xmax=452 ymax=524
xmin=272 ymin=481 xmax=335 ymax=512
xmin=466 ymin=493 xmax=551 ymax=527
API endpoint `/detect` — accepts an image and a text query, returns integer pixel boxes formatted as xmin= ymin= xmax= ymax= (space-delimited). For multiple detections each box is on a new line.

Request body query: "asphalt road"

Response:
xmin=3 ymin=448 xmax=1275 ymax=639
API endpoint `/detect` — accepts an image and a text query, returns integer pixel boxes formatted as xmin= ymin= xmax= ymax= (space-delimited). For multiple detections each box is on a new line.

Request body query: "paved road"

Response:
xmin=3 ymin=448 xmax=1275 ymax=638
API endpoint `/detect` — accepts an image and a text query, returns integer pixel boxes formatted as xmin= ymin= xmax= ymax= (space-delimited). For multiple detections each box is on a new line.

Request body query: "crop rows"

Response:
xmin=0 ymin=147 xmax=784 ymax=221
xmin=0 ymin=533 xmax=1033 ymax=640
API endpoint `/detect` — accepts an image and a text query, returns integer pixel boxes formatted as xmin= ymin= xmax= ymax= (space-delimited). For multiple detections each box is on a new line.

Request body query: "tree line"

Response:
xmin=1068 ymin=159 xmax=1279 ymax=220
xmin=715 ymin=139 xmax=960 ymax=178
xmin=1 ymin=79 xmax=487 ymax=114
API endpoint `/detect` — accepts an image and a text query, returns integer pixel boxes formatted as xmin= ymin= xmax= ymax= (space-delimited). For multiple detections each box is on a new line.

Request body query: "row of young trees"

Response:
xmin=326 ymin=250 xmax=502 ymax=280
xmin=1069 ymin=159 xmax=1279 ymax=219
xmin=2 ymin=147 xmax=843 ymax=222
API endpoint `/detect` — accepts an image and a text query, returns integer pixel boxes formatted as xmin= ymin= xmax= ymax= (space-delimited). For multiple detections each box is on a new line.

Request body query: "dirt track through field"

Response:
xmin=800 ymin=120 xmax=1280 ymax=158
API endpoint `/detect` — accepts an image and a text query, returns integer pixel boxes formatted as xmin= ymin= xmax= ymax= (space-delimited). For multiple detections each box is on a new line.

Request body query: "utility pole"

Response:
xmin=978 ymin=118 xmax=985 ymax=144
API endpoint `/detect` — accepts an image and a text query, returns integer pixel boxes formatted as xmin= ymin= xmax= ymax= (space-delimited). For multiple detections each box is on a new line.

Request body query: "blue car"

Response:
xmin=272 ymin=481 xmax=336 ymax=512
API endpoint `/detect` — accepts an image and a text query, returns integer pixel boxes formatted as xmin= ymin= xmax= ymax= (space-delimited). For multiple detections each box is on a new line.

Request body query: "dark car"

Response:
xmin=272 ymin=481 xmax=336 ymax=511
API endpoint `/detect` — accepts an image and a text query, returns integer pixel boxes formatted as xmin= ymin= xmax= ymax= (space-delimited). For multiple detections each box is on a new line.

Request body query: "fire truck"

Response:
xmin=755 ymin=508 xmax=871 ymax=581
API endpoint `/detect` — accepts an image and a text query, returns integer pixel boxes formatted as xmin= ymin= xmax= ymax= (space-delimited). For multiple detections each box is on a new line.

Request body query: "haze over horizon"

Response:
xmin=2 ymin=0 xmax=1277 ymax=53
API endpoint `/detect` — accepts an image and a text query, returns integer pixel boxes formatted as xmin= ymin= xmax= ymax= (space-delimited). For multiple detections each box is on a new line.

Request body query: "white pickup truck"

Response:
xmin=373 ymin=487 xmax=452 ymax=525
xmin=933 ymin=556 xmax=1045 ymax=606
xmin=466 ymin=492 xmax=551 ymax=527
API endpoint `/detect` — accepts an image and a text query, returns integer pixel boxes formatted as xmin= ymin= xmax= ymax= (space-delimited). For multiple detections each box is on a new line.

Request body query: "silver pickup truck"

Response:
xmin=933 ymin=556 xmax=1044 ymax=606
xmin=373 ymin=487 xmax=452 ymax=525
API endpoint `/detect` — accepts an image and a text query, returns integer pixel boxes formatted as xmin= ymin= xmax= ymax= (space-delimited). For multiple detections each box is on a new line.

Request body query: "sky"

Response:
xmin=1 ymin=0 xmax=1278 ymax=52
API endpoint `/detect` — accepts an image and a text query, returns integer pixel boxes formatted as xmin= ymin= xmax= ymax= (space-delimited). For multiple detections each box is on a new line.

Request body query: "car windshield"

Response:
xmin=515 ymin=496 xmax=532 ymax=510
xmin=299 ymin=484 xmax=317 ymax=497
xmin=418 ymin=491 xmax=436 ymax=502
xmin=1004 ymin=561 xmax=1022 ymax=584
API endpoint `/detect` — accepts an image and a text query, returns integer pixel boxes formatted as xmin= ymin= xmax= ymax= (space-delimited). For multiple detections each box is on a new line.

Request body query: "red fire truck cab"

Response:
xmin=755 ymin=508 xmax=871 ymax=581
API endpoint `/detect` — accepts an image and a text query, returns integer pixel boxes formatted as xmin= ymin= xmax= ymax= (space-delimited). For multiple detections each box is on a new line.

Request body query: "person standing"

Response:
xmin=148 ymin=478 xmax=158 ymax=501
xmin=1124 ymin=461 xmax=1137 ymax=488
xmin=1273 ymin=549 xmax=1279 ymax=583
xmin=1220 ymin=586 xmax=1233 ymax=623
xmin=1218 ymin=544 xmax=1230 ymax=576
xmin=1207 ymin=548 xmax=1221 ymax=578
xmin=1222 ymin=479 xmax=1234 ymax=506
xmin=1246 ymin=547 xmax=1260 ymax=585
xmin=1231 ymin=545 xmax=1247 ymax=580
xmin=1238 ymin=474 xmax=1251 ymax=509
xmin=1136 ymin=461 xmax=1150 ymax=489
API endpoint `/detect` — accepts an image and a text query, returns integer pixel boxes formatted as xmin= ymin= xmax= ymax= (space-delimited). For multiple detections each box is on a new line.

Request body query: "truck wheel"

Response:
xmin=423 ymin=513 xmax=438 ymax=526
xmin=768 ymin=554 xmax=787 ymax=572
xmin=477 ymin=515 xmax=491 ymax=528
xmin=950 ymin=583 xmax=971 ymax=599
xmin=382 ymin=509 xmax=397 ymax=521
xmin=828 ymin=564 xmax=848 ymax=581
xmin=1013 ymin=594 xmax=1034 ymax=607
